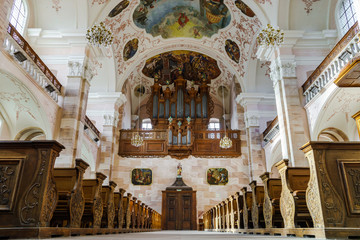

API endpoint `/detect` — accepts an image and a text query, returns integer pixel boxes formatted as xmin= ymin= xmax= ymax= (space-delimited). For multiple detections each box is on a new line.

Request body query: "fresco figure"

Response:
xmin=123 ymin=39 xmax=139 ymax=61
xmin=225 ymin=39 xmax=240 ymax=63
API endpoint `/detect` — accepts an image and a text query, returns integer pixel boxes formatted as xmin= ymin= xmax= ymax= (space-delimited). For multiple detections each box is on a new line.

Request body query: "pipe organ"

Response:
xmin=147 ymin=75 xmax=214 ymax=146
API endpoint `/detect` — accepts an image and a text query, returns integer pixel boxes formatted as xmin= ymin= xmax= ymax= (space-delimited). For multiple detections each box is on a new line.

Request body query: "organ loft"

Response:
xmin=0 ymin=0 xmax=360 ymax=239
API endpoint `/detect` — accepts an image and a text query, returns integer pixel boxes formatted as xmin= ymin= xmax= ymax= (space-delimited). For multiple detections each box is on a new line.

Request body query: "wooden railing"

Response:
xmin=118 ymin=129 xmax=241 ymax=158
xmin=6 ymin=23 xmax=62 ymax=93
xmin=84 ymin=115 xmax=101 ymax=139
xmin=302 ymin=22 xmax=360 ymax=104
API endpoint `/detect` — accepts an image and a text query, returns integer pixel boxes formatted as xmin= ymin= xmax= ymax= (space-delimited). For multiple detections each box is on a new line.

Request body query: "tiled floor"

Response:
xmin=50 ymin=230 xmax=306 ymax=240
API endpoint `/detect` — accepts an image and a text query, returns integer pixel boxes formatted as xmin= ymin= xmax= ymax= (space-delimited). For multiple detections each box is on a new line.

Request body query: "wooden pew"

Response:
xmin=51 ymin=159 xmax=89 ymax=228
xmin=136 ymin=200 xmax=142 ymax=229
xmin=241 ymin=187 xmax=253 ymax=229
xmin=81 ymin=172 xmax=107 ymax=228
xmin=260 ymin=172 xmax=283 ymax=229
xmin=300 ymin=142 xmax=360 ymax=239
xmin=0 ymin=141 xmax=64 ymax=239
xmin=220 ymin=201 xmax=225 ymax=230
xmin=114 ymin=188 xmax=126 ymax=229
xmin=131 ymin=197 xmax=137 ymax=229
xmin=228 ymin=195 xmax=235 ymax=231
xmin=249 ymin=181 xmax=265 ymax=228
xmin=225 ymin=199 xmax=230 ymax=231
xmin=101 ymin=181 xmax=117 ymax=228
xmin=275 ymin=159 xmax=312 ymax=229
xmin=234 ymin=192 xmax=244 ymax=229
xmin=125 ymin=193 xmax=132 ymax=229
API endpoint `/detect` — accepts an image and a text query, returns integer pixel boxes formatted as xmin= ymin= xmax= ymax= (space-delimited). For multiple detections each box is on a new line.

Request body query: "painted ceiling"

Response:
xmin=132 ymin=0 xmax=231 ymax=39
xmin=142 ymin=50 xmax=221 ymax=85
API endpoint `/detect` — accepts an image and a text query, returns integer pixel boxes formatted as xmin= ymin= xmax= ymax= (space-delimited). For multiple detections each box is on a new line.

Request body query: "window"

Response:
xmin=338 ymin=0 xmax=357 ymax=35
xmin=142 ymin=119 xmax=152 ymax=130
xmin=9 ymin=0 xmax=27 ymax=34
xmin=208 ymin=118 xmax=220 ymax=130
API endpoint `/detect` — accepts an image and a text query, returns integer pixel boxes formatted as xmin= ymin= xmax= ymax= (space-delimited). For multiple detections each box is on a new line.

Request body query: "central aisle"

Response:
xmin=52 ymin=231 xmax=305 ymax=240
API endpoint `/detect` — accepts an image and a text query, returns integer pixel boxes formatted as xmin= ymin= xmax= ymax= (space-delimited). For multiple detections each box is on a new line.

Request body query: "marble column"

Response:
xmin=57 ymin=61 xmax=90 ymax=167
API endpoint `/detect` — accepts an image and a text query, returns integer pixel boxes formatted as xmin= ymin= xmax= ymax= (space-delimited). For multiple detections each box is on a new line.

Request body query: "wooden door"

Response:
xmin=162 ymin=191 xmax=196 ymax=230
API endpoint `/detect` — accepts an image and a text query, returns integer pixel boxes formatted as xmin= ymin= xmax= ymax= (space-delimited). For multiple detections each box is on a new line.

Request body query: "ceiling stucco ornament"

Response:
xmin=302 ymin=0 xmax=321 ymax=14
xmin=52 ymin=0 xmax=61 ymax=12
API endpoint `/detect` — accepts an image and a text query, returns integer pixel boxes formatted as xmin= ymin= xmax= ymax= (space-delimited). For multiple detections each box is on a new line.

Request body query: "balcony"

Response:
xmin=3 ymin=23 xmax=62 ymax=102
xmin=84 ymin=115 xmax=101 ymax=143
xmin=302 ymin=22 xmax=360 ymax=104
xmin=118 ymin=129 xmax=241 ymax=159
xmin=262 ymin=117 xmax=279 ymax=145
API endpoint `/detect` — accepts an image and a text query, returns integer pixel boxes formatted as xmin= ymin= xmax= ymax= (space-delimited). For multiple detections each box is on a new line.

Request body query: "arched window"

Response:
xmin=9 ymin=0 xmax=27 ymax=34
xmin=142 ymin=118 xmax=152 ymax=130
xmin=338 ymin=0 xmax=357 ymax=35
xmin=208 ymin=118 xmax=220 ymax=130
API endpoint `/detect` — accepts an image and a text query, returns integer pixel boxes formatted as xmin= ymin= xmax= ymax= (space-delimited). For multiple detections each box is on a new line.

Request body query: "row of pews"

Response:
xmin=203 ymin=142 xmax=360 ymax=239
xmin=0 ymin=141 xmax=161 ymax=239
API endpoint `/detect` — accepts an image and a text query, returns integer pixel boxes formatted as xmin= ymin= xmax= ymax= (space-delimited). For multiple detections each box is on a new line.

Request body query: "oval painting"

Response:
xmin=235 ymin=0 xmax=255 ymax=18
xmin=108 ymin=0 xmax=130 ymax=18
xmin=123 ymin=38 xmax=139 ymax=61
xmin=225 ymin=39 xmax=240 ymax=63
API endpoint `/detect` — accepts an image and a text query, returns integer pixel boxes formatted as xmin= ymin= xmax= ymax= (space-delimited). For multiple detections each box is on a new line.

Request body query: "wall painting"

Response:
xmin=132 ymin=168 xmax=152 ymax=185
xmin=207 ymin=168 xmax=228 ymax=185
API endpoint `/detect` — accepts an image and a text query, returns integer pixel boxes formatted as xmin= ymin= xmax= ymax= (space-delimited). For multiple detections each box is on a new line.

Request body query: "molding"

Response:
xmin=236 ymin=93 xmax=276 ymax=107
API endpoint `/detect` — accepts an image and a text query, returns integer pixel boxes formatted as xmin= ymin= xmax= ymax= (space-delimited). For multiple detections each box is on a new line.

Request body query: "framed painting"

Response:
xmin=132 ymin=168 xmax=152 ymax=185
xmin=207 ymin=168 xmax=228 ymax=185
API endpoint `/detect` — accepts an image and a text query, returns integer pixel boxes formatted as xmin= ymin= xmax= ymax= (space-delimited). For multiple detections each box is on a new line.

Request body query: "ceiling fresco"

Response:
xmin=142 ymin=50 xmax=221 ymax=85
xmin=132 ymin=0 xmax=231 ymax=39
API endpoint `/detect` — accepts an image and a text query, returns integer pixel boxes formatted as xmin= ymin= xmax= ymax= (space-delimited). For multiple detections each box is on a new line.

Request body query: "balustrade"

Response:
xmin=302 ymin=22 xmax=360 ymax=104
xmin=3 ymin=24 xmax=62 ymax=102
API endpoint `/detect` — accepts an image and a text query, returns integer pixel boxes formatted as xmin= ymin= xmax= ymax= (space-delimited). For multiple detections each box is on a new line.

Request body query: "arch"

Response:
xmin=0 ymin=69 xmax=53 ymax=140
xmin=14 ymin=127 xmax=46 ymax=140
xmin=267 ymin=139 xmax=282 ymax=178
xmin=115 ymin=42 xmax=247 ymax=95
xmin=317 ymin=127 xmax=349 ymax=142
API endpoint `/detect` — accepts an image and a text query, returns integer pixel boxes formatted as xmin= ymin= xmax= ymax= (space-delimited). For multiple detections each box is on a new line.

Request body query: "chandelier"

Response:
xmin=257 ymin=24 xmax=284 ymax=47
xmin=131 ymin=132 xmax=144 ymax=147
xmin=220 ymin=135 xmax=232 ymax=149
xmin=86 ymin=21 xmax=113 ymax=47
xmin=219 ymin=86 xmax=232 ymax=149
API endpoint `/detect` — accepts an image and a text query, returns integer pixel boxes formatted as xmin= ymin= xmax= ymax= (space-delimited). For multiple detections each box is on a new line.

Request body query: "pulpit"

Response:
xmin=161 ymin=165 xmax=197 ymax=230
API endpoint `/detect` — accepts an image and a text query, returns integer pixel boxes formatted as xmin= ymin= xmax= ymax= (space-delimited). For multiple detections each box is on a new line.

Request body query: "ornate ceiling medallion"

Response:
xmin=133 ymin=0 xmax=231 ymax=39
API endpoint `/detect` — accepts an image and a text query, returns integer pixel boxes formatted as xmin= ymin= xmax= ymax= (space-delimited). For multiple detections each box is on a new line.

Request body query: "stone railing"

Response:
xmin=84 ymin=115 xmax=101 ymax=142
xmin=3 ymin=23 xmax=62 ymax=102
xmin=263 ymin=117 xmax=279 ymax=144
xmin=302 ymin=22 xmax=360 ymax=104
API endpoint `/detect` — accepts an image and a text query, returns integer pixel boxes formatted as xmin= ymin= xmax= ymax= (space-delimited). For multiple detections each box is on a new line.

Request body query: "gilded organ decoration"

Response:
xmin=144 ymin=51 xmax=218 ymax=134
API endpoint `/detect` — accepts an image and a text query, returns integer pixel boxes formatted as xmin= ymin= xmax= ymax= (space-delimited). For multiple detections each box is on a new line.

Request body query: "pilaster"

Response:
xmin=269 ymin=58 xmax=309 ymax=167
xmin=57 ymin=60 xmax=90 ymax=167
